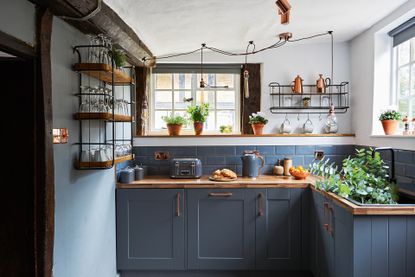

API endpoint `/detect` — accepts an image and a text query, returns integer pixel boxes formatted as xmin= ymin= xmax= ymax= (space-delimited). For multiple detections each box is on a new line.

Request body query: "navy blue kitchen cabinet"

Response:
xmin=116 ymin=189 xmax=185 ymax=270
xmin=255 ymin=188 xmax=303 ymax=270
xmin=187 ymin=189 xmax=258 ymax=270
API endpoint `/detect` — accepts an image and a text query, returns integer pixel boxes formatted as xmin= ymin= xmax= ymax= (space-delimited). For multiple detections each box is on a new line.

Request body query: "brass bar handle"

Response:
xmin=328 ymin=205 xmax=334 ymax=236
xmin=208 ymin=192 xmax=233 ymax=197
xmin=323 ymin=202 xmax=329 ymax=231
xmin=176 ymin=192 xmax=181 ymax=217
xmin=258 ymin=193 xmax=264 ymax=216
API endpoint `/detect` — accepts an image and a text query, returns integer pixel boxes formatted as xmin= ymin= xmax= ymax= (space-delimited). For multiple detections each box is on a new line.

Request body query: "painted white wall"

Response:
xmin=135 ymin=41 xmax=352 ymax=146
xmin=350 ymin=0 xmax=415 ymax=150
xmin=0 ymin=0 xmax=35 ymax=45
xmin=51 ymin=18 xmax=117 ymax=277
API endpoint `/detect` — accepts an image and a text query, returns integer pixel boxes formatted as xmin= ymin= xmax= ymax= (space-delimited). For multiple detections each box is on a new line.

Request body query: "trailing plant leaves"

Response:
xmin=308 ymin=148 xmax=397 ymax=204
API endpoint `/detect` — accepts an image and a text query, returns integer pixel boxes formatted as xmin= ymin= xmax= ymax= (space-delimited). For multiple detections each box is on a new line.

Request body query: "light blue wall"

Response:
xmin=0 ymin=0 xmax=35 ymax=45
xmin=51 ymin=17 xmax=117 ymax=277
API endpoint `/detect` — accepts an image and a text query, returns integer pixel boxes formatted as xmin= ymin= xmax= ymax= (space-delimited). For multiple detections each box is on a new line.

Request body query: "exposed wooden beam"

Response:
xmin=0 ymin=30 xmax=35 ymax=58
xmin=31 ymin=0 xmax=153 ymax=66
xmin=35 ymin=7 xmax=55 ymax=277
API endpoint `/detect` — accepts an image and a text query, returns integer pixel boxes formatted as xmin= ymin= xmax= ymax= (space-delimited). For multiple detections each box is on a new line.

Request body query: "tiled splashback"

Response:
xmin=133 ymin=145 xmax=355 ymax=176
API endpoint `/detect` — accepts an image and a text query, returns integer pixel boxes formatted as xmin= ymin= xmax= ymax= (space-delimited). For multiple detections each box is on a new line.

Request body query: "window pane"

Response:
xmin=196 ymin=90 xmax=215 ymax=108
xmin=398 ymin=40 xmax=410 ymax=66
xmin=398 ymin=66 xmax=410 ymax=98
xmin=216 ymin=74 xmax=234 ymax=88
xmin=204 ymin=111 xmax=215 ymax=131
xmin=155 ymin=90 xmax=172 ymax=109
xmin=398 ymin=98 xmax=409 ymax=117
xmin=217 ymin=90 xmax=236 ymax=109
xmin=174 ymin=74 xmax=192 ymax=89
xmin=174 ymin=91 xmax=192 ymax=109
xmin=155 ymin=74 xmax=172 ymax=89
xmin=411 ymin=97 xmax=415 ymax=118
xmin=217 ymin=110 xmax=235 ymax=128
xmin=154 ymin=111 xmax=169 ymax=129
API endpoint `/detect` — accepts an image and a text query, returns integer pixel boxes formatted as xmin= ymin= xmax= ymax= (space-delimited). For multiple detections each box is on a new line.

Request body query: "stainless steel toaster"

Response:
xmin=170 ymin=158 xmax=202 ymax=179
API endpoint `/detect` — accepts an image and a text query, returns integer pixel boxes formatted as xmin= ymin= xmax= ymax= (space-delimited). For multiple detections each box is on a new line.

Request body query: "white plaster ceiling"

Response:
xmin=105 ymin=0 xmax=407 ymax=56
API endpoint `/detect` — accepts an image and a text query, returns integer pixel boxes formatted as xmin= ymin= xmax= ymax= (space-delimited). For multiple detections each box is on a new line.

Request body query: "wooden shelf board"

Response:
xmin=74 ymin=112 xmax=132 ymax=122
xmin=135 ymin=133 xmax=356 ymax=138
xmin=73 ymin=63 xmax=132 ymax=84
xmin=77 ymin=154 xmax=134 ymax=169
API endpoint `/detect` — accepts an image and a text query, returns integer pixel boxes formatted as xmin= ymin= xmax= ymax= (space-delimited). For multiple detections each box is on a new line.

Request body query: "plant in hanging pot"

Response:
xmin=248 ymin=112 xmax=268 ymax=135
xmin=379 ymin=110 xmax=402 ymax=135
xmin=187 ymin=103 xmax=209 ymax=135
xmin=162 ymin=114 xmax=187 ymax=136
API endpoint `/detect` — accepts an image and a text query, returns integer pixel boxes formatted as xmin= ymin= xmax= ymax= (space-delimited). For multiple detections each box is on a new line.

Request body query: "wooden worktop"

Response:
xmin=117 ymin=175 xmax=415 ymax=215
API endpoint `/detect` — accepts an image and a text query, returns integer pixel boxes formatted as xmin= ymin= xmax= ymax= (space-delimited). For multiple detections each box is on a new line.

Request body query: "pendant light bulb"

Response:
xmin=244 ymin=69 xmax=250 ymax=99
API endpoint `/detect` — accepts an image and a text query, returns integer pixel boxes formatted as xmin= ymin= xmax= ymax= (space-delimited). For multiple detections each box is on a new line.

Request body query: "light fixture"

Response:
xmin=199 ymin=43 xmax=229 ymax=89
xmin=276 ymin=0 xmax=291 ymax=25
xmin=243 ymin=41 xmax=255 ymax=99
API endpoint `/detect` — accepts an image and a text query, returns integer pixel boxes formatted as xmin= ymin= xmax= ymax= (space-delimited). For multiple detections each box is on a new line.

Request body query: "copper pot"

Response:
xmin=316 ymin=74 xmax=331 ymax=93
xmin=291 ymin=75 xmax=303 ymax=93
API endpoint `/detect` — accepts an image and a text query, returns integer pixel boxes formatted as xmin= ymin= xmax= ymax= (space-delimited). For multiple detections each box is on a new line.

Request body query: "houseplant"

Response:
xmin=309 ymin=148 xmax=398 ymax=204
xmin=162 ymin=114 xmax=187 ymax=136
xmin=302 ymin=97 xmax=311 ymax=107
xmin=248 ymin=112 xmax=268 ymax=135
xmin=379 ymin=110 xmax=402 ymax=135
xmin=187 ymin=103 xmax=209 ymax=135
xmin=112 ymin=48 xmax=126 ymax=69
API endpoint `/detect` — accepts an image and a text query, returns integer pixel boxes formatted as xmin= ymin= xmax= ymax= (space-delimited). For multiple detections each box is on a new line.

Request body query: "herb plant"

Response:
xmin=187 ymin=103 xmax=209 ymax=122
xmin=162 ymin=114 xmax=187 ymax=125
xmin=309 ymin=148 xmax=398 ymax=204
xmin=112 ymin=48 xmax=126 ymax=68
xmin=379 ymin=110 xmax=402 ymax=121
xmin=248 ymin=112 xmax=268 ymax=125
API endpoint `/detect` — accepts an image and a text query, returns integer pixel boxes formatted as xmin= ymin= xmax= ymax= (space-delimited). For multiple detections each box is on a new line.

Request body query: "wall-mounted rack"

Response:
xmin=269 ymin=82 xmax=349 ymax=114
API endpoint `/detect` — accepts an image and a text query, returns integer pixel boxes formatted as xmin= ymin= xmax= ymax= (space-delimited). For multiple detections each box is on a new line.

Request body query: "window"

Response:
xmin=393 ymin=38 xmax=415 ymax=119
xmin=150 ymin=71 xmax=240 ymax=134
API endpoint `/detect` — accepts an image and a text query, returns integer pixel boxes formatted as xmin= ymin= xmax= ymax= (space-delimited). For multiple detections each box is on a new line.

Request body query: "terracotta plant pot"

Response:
xmin=193 ymin=122 xmax=204 ymax=135
xmin=381 ymin=120 xmax=399 ymax=135
xmin=251 ymin=123 xmax=265 ymax=135
xmin=167 ymin=124 xmax=183 ymax=136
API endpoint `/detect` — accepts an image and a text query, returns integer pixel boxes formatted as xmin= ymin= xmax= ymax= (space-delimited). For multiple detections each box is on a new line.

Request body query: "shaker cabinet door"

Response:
xmin=116 ymin=189 xmax=185 ymax=270
xmin=255 ymin=188 xmax=303 ymax=270
xmin=187 ymin=189 xmax=256 ymax=270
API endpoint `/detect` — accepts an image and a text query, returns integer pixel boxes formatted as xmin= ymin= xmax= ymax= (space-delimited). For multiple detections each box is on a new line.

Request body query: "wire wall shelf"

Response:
xmin=269 ymin=81 xmax=349 ymax=114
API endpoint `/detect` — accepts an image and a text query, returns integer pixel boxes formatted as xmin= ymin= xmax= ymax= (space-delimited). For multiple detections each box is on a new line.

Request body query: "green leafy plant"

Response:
xmin=162 ymin=114 xmax=187 ymax=125
xmin=302 ymin=97 xmax=311 ymax=101
xmin=219 ymin=125 xmax=233 ymax=133
xmin=187 ymin=103 xmax=209 ymax=122
xmin=112 ymin=48 xmax=126 ymax=68
xmin=379 ymin=110 xmax=402 ymax=121
xmin=248 ymin=112 xmax=268 ymax=125
xmin=309 ymin=148 xmax=398 ymax=204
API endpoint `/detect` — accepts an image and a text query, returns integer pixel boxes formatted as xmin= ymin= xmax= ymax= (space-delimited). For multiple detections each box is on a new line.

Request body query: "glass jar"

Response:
xmin=325 ymin=105 xmax=338 ymax=133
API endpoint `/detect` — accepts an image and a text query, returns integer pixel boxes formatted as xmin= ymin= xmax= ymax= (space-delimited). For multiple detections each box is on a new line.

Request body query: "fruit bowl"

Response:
xmin=289 ymin=166 xmax=310 ymax=180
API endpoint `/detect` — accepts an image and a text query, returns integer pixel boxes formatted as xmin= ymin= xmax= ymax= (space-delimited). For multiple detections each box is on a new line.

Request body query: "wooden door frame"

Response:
xmin=0 ymin=8 xmax=55 ymax=277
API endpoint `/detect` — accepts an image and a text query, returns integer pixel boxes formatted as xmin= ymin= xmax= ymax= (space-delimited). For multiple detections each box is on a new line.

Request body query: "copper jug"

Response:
xmin=316 ymin=74 xmax=331 ymax=93
xmin=291 ymin=75 xmax=303 ymax=93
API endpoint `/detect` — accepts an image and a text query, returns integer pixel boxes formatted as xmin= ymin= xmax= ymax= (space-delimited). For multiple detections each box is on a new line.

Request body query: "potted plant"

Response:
xmin=302 ymin=97 xmax=311 ymax=107
xmin=379 ymin=110 xmax=402 ymax=135
xmin=219 ymin=125 xmax=233 ymax=133
xmin=162 ymin=114 xmax=187 ymax=136
xmin=112 ymin=48 xmax=126 ymax=70
xmin=187 ymin=103 xmax=209 ymax=135
xmin=248 ymin=112 xmax=268 ymax=135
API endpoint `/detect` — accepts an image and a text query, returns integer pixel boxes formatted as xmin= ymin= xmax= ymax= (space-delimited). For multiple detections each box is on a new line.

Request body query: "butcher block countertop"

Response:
xmin=117 ymin=175 xmax=415 ymax=215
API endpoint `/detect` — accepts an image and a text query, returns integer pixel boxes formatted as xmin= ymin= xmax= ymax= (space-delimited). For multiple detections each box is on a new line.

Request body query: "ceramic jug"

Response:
xmin=291 ymin=75 xmax=303 ymax=93
xmin=241 ymin=150 xmax=265 ymax=178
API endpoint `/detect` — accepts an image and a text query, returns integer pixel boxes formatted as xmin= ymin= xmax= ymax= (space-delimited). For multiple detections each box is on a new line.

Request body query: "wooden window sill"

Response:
xmin=135 ymin=134 xmax=356 ymax=138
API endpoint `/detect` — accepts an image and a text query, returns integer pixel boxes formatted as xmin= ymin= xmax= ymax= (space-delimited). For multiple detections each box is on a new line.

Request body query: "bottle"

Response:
xmin=283 ymin=157 xmax=292 ymax=176
xmin=324 ymin=105 xmax=338 ymax=133
xmin=403 ymin=116 xmax=409 ymax=135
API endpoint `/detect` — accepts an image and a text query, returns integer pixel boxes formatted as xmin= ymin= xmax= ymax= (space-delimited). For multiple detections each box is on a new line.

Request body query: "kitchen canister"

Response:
xmin=119 ymin=167 xmax=134 ymax=183
xmin=133 ymin=165 xmax=145 ymax=180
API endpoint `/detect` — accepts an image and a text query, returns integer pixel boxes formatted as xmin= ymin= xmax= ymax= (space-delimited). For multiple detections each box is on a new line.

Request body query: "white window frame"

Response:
xmin=149 ymin=72 xmax=241 ymax=135
xmin=392 ymin=38 xmax=415 ymax=119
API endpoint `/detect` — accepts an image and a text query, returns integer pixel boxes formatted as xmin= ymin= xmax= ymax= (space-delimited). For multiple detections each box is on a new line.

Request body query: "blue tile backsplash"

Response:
xmin=133 ymin=145 xmax=355 ymax=176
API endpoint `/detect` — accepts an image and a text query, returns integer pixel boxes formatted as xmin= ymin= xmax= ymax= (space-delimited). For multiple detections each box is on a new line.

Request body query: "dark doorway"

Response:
xmin=0 ymin=52 xmax=36 ymax=276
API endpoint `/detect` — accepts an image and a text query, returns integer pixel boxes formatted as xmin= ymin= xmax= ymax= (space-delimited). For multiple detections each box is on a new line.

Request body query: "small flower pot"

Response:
xmin=193 ymin=122 xmax=204 ymax=135
xmin=303 ymin=99 xmax=311 ymax=107
xmin=381 ymin=120 xmax=399 ymax=135
xmin=251 ymin=123 xmax=265 ymax=135
xmin=167 ymin=124 xmax=183 ymax=136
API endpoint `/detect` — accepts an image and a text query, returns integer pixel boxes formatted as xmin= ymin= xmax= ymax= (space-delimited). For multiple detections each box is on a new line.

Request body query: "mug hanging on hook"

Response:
xmin=280 ymin=113 xmax=291 ymax=134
